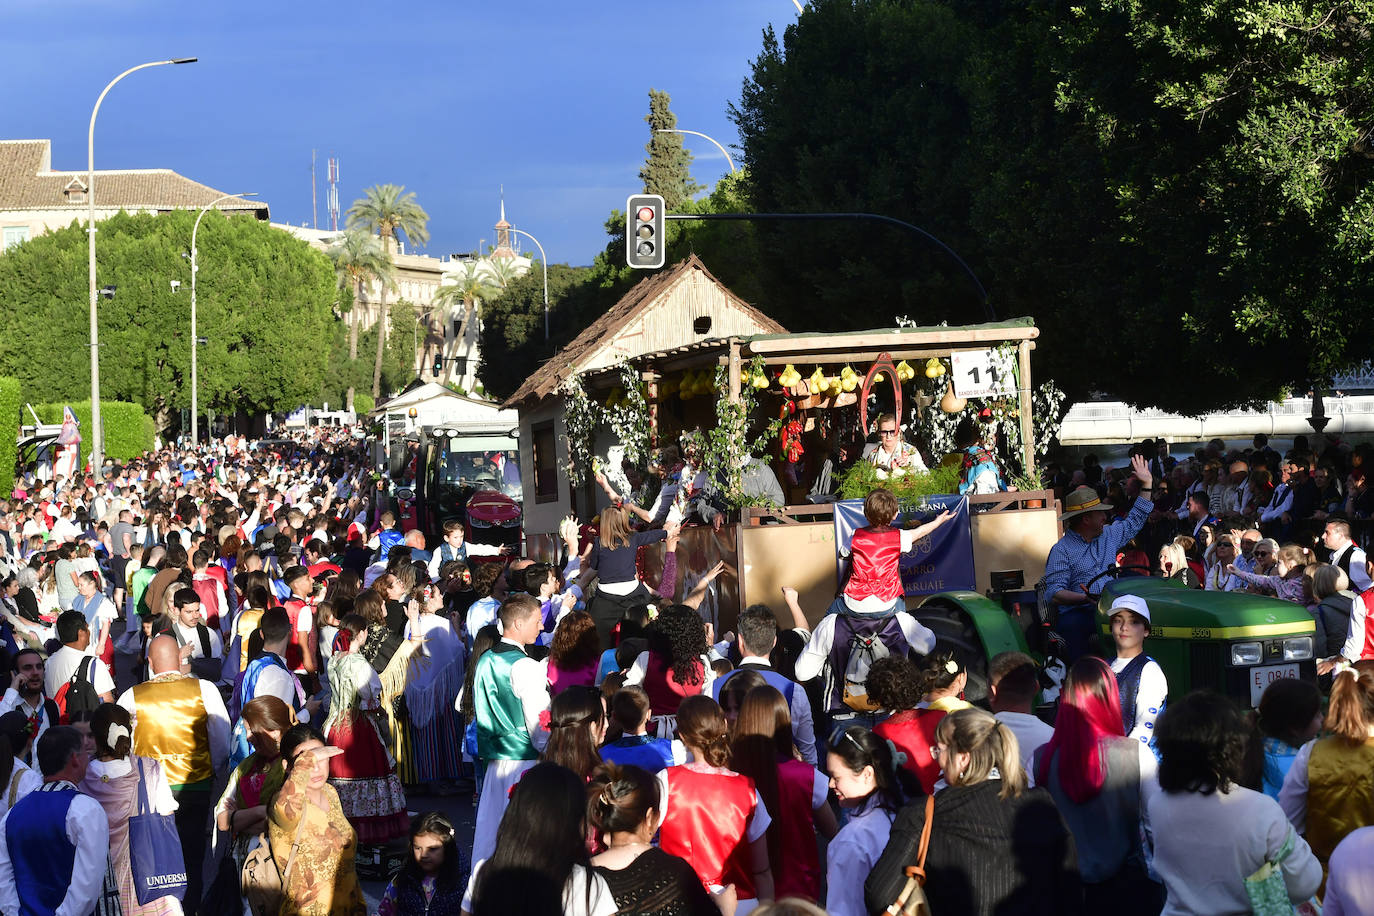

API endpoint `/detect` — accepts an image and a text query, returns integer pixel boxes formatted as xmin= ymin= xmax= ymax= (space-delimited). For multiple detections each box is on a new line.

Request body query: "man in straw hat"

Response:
xmin=1045 ymin=454 xmax=1155 ymax=662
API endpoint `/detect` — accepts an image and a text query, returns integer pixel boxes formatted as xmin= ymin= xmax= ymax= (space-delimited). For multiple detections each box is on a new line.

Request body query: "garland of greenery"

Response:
xmin=700 ymin=355 xmax=783 ymax=509
xmin=560 ymin=374 xmax=596 ymax=485
xmin=601 ymin=363 xmax=652 ymax=469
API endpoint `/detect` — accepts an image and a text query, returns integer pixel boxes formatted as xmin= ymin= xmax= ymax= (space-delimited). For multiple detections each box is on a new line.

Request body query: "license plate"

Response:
xmin=1249 ymin=663 xmax=1299 ymax=706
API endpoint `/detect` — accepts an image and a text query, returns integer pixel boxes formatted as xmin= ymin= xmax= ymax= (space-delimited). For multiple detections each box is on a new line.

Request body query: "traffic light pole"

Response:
xmin=664 ymin=211 xmax=993 ymax=321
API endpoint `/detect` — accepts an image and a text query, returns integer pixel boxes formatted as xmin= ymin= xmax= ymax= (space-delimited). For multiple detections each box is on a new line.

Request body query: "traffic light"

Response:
xmin=433 ymin=355 xmax=443 ymax=375
xmin=626 ymin=194 xmax=665 ymax=269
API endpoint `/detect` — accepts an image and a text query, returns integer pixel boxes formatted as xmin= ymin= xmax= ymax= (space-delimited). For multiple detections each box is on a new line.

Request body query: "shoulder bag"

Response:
xmin=241 ymin=793 xmax=311 ymax=916
xmin=128 ymin=759 xmax=188 ymax=903
xmin=886 ymin=795 xmax=935 ymax=916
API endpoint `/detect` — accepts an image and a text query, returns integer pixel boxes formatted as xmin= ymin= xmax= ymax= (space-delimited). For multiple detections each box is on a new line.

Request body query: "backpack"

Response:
xmin=834 ymin=613 xmax=908 ymax=712
xmin=54 ymin=657 xmax=101 ymax=724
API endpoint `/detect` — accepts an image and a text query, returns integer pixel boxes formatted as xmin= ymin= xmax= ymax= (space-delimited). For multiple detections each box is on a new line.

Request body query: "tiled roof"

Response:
xmin=0 ymin=139 xmax=268 ymax=217
xmin=502 ymin=254 xmax=786 ymax=406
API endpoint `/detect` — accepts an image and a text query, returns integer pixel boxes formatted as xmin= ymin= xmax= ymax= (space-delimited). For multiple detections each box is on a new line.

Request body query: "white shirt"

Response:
xmin=1148 ymin=785 xmax=1321 ymax=916
xmin=501 ymin=639 xmax=551 ymax=754
xmin=173 ymin=621 xmax=224 ymax=660
xmin=625 ymin=651 xmax=717 ymax=698
xmin=0 ymin=691 xmax=50 ymax=759
xmin=1330 ymin=543 xmax=1373 ymax=592
xmin=0 ymin=781 xmax=110 ymax=916
xmin=43 ymin=645 xmax=115 ymax=700
xmin=794 ymin=612 xmax=937 ymax=708
xmin=117 ymin=672 xmax=232 ymax=779
xmin=244 ymin=657 xmax=313 ymax=723
xmin=0 ymin=762 xmax=40 ymax=818
xmin=1110 ymin=655 xmax=1168 ymax=746
xmin=994 ymin=710 xmax=1055 ymax=782
xmin=462 ymin=859 xmax=615 ymax=916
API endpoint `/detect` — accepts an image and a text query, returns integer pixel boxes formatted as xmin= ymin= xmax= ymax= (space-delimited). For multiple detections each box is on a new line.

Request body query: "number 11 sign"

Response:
xmin=950 ymin=348 xmax=1017 ymax=399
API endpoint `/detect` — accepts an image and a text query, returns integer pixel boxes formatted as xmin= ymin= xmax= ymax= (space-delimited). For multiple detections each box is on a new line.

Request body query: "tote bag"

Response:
xmin=128 ymin=759 xmax=188 ymax=904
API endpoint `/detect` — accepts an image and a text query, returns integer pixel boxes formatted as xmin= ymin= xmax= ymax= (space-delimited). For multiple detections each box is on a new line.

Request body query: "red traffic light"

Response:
xmin=636 ymin=206 xmax=656 ymax=222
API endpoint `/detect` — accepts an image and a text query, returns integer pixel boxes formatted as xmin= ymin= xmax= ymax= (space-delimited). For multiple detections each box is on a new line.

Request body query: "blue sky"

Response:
xmin=1 ymin=0 xmax=797 ymax=265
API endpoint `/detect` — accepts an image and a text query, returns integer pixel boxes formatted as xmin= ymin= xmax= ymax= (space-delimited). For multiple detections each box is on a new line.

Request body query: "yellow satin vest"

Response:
xmin=235 ymin=608 xmax=264 ymax=672
xmin=1306 ymin=736 xmax=1374 ymax=866
xmin=131 ymin=675 xmax=212 ymax=787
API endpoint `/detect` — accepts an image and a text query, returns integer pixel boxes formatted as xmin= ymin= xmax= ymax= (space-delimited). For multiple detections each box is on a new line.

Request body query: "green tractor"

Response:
xmin=905 ymin=576 xmax=1317 ymax=711
xmin=1095 ymin=577 xmax=1317 ymax=707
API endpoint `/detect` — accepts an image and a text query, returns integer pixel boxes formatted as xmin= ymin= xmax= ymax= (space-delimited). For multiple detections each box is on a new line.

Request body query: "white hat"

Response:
xmin=1109 ymin=593 xmax=1151 ymax=624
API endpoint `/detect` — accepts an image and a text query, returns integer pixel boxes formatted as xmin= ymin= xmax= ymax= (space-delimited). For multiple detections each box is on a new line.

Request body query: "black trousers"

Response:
xmin=171 ymin=785 xmax=213 ymax=916
xmin=588 ymin=585 xmax=651 ymax=653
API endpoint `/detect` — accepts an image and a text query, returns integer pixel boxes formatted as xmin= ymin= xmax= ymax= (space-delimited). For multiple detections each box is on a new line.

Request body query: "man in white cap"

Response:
xmin=1044 ymin=454 xmax=1155 ymax=661
xmin=1107 ymin=593 xmax=1168 ymax=749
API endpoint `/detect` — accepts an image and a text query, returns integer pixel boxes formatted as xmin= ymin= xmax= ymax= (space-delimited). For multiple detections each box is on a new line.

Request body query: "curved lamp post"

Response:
xmin=506 ymin=227 xmax=549 ymax=340
xmin=88 ymin=56 xmax=197 ymax=468
xmin=654 ymin=128 xmax=738 ymax=175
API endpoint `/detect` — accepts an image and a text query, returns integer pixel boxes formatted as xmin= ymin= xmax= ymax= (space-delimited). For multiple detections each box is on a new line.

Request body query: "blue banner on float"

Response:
xmin=833 ymin=494 xmax=975 ymax=596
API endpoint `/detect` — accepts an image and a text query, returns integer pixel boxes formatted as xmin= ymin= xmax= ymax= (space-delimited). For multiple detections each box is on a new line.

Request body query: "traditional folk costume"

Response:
xmin=654 ymin=763 xmax=771 ymax=909
xmin=214 ymin=751 xmax=286 ymax=874
xmin=874 ymin=696 xmax=971 ymax=796
xmin=1303 ymin=735 xmax=1374 ymax=881
xmin=470 ymin=638 xmax=548 ymax=867
xmin=0 ymin=780 xmax=111 ymax=916
xmin=81 ymin=756 xmax=183 ymax=916
xmin=772 ymin=758 xmax=826 ymax=902
xmin=267 ymin=751 xmax=367 ymax=916
xmin=361 ymin=625 xmax=418 ymax=786
xmin=324 ymin=651 xmax=408 ymax=845
xmin=403 ymin=613 xmax=465 ymax=784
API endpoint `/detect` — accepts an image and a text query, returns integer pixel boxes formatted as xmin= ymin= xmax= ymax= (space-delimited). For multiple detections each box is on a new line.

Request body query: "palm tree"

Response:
xmin=347 ymin=184 xmax=430 ymax=400
xmin=484 ymin=256 xmax=522 ymax=289
xmin=435 ymin=261 xmax=502 ymax=380
xmin=325 ymin=229 xmax=393 ymax=412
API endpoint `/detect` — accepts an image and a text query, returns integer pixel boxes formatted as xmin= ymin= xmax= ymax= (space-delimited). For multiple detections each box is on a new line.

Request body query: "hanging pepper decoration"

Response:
xmin=780 ymin=418 xmax=805 ymax=463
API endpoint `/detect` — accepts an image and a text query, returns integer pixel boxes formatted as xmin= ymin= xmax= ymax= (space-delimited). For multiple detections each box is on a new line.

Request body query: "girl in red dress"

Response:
xmin=655 ymin=695 xmax=773 ymax=911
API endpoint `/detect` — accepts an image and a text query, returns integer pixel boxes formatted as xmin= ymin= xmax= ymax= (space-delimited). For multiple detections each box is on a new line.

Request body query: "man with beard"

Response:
xmin=0 ymin=651 xmax=57 ymax=765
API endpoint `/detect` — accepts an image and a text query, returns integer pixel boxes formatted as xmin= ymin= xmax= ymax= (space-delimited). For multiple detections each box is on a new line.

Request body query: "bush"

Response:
xmin=34 ymin=401 xmax=153 ymax=462
xmin=837 ymin=458 xmax=962 ymax=504
xmin=353 ymin=393 xmax=375 ymax=416
xmin=0 ymin=378 xmax=18 ymax=498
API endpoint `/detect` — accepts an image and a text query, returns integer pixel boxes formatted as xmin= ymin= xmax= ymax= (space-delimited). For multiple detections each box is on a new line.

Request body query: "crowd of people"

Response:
xmin=0 ymin=421 xmax=1369 ymax=916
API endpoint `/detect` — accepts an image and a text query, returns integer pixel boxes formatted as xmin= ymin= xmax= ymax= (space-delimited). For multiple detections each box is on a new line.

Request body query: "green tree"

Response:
xmin=477 ymin=263 xmax=599 ymax=400
xmin=325 ymin=228 xmax=393 ymax=411
xmin=640 ymin=89 xmax=702 ymax=210
xmin=729 ymin=0 xmax=1374 ymax=412
xmin=0 ymin=212 xmax=335 ymax=433
xmin=347 ymin=184 xmax=430 ymax=400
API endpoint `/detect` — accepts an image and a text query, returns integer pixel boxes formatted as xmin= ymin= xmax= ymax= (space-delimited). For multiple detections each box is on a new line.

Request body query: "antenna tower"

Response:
xmin=327 ymin=157 xmax=340 ymax=231
xmin=311 ymin=149 xmax=318 ymax=229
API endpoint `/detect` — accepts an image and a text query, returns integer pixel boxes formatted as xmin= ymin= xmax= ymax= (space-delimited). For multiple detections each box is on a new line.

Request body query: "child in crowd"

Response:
xmin=1252 ymin=678 xmax=1323 ymax=800
xmin=830 ymin=489 xmax=954 ymax=616
xmin=378 ymin=812 xmax=466 ymax=916
xmin=600 ymin=686 xmax=678 ymax=773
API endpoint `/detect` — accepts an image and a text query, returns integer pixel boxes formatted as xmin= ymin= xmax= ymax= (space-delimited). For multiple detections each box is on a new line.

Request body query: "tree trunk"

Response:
xmin=349 ymin=279 xmax=360 ymax=360
xmin=372 ymin=286 xmax=387 ymax=400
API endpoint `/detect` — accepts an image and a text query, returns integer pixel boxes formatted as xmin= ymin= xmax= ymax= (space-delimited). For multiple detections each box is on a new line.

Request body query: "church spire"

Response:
xmin=492 ymin=185 xmax=515 ymax=259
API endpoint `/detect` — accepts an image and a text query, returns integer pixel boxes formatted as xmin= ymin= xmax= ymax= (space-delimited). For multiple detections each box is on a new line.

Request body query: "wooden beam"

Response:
xmin=738 ymin=344 xmax=1036 ymax=367
xmin=727 ymin=340 xmax=742 ymax=404
xmin=746 ymin=326 xmax=1039 ymax=354
xmin=1018 ymin=340 xmax=1035 ymax=475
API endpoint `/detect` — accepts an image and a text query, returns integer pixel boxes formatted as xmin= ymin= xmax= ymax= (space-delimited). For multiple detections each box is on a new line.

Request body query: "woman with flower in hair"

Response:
xmin=871 ymin=651 xmax=971 ymax=795
xmin=1034 ymin=658 xmax=1163 ymax=913
xmin=656 ymin=695 xmax=773 ymax=911
xmin=80 ymin=702 xmax=181 ymax=916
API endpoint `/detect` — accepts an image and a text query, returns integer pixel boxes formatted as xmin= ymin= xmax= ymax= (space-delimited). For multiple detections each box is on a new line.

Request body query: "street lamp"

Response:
xmin=88 ymin=56 xmax=197 ymax=470
xmin=654 ymin=128 xmax=738 ymax=175
xmin=506 ymin=227 xmax=549 ymax=341
xmin=190 ymin=191 xmax=257 ymax=448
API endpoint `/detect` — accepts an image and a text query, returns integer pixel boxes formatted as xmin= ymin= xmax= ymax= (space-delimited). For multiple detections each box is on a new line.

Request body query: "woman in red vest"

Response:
xmin=730 ymin=685 xmax=837 ymax=902
xmin=624 ymin=605 xmax=714 ymax=722
xmin=655 ymin=695 xmax=773 ymax=909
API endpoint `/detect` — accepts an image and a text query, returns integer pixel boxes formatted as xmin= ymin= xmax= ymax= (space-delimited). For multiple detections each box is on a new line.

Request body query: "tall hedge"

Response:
xmin=34 ymin=401 xmax=153 ymax=462
xmin=0 ymin=378 xmax=18 ymax=498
